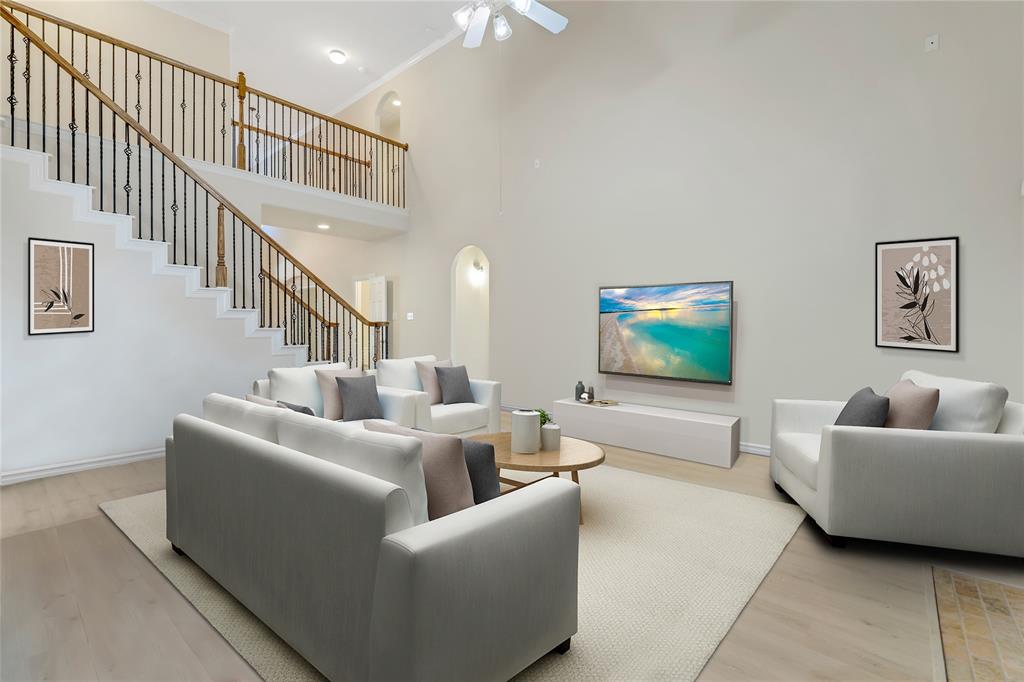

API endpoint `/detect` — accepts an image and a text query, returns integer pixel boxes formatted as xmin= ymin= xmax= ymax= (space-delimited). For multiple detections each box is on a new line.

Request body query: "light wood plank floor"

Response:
xmin=3 ymin=439 xmax=1021 ymax=680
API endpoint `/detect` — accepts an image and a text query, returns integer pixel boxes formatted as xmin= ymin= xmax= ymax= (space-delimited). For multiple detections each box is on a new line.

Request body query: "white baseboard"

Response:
xmin=740 ymin=442 xmax=771 ymax=457
xmin=1 ymin=447 xmax=165 ymax=486
xmin=502 ymin=403 xmax=771 ymax=458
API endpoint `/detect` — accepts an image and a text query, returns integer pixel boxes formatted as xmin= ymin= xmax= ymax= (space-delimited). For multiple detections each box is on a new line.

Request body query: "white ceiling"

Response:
xmin=151 ymin=1 xmax=463 ymax=117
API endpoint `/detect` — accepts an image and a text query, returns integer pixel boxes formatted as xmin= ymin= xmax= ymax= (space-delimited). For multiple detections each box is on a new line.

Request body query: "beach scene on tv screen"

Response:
xmin=599 ymin=282 xmax=732 ymax=383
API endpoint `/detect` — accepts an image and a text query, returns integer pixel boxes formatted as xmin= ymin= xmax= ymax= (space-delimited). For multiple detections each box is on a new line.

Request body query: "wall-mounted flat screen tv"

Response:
xmin=599 ymin=281 xmax=733 ymax=385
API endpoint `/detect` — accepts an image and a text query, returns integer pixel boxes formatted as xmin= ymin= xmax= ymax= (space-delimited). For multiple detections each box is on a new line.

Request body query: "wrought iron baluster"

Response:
xmin=21 ymin=28 xmax=28 ymax=149
xmin=136 ymin=52 xmax=141 ymax=231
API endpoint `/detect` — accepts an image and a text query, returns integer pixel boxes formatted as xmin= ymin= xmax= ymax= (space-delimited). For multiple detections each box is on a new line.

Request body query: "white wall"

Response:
xmin=333 ymin=2 xmax=1024 ymax=446
xmin=0 ymin=151 xmax=298 ymax=480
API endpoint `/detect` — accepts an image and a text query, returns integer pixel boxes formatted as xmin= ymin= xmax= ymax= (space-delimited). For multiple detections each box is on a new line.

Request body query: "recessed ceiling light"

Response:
xmin=357 ymin=65 xmax=366 ymax=73
xmin=392 ymin=99 xmax=402 ymax=107
xmin=328 ymin=49 xmax=347 ymax=65
xmin=317 ymin=223 xmax=330 ymax=230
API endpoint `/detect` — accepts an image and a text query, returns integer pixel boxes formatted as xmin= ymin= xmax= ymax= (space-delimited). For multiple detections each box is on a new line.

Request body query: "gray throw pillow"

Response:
xmin=462 ymin=439 xmax=500 ymax=504
xmin=336 ymin=375 xmax=384 ymax=421
xmin=835 ymin=387 xmax=889 ymax=427
xmin=436 ymin=365 xmax=475 ymax=405
xmin=276 ymin=400 xmax=314 ymax=416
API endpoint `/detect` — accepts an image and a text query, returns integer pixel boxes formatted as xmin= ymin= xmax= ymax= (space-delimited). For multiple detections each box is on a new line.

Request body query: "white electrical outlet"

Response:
xmin=925 ymin=34 xmax=939 ymax=52
xmin=406 ymin=312 xmax=415 ymax=321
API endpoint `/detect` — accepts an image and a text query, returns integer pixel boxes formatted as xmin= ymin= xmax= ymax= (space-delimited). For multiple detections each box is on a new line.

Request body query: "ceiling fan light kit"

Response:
xmin=453 ymin=0 xmax=567 ymax=48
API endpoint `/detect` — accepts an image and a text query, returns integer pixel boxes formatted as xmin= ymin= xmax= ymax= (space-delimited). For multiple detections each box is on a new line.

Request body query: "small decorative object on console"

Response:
xmin=511 ymin=409 xmax=541 ymax=453
xmin=587 ymin=385 xmax=596 ymax=401
xmin=574 ymin=380 xmax=585 ymax=401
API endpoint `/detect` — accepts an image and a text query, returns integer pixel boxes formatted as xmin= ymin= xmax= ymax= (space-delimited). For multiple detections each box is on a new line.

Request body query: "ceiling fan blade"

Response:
xmin=523 ymin=0 xmax=567 ymax=34
xmin=463 ymin=6 xmax=490 ymax=48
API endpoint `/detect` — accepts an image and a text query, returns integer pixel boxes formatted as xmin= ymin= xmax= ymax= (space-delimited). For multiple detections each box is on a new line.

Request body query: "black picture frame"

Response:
xmin=28 ymin=238 xmax=96 ymax=336
xmin=875 ymin=237 xmax=958 ymax=352
xmin=598 ymin=280 xmax=735 ymax=385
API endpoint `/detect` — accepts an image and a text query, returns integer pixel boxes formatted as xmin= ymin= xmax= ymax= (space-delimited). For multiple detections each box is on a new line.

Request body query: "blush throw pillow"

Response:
xmin=336 ymin=375 xmax=384 ymax=422
xmin=415 ymin=359 xmax=453 ymax=405
xmin=436 ymin=365 xmax=475 ymax=405
xmin=834 ymin=387 xmax=889 ymax=427
xmin=245 ymin=394 xmax=283 ymax=408
xmin=884 ymin=379 xmax=940 ymax=430
xmin=364 ymin=420 xmax=475 ymax=520
xmin=316 ymin=368 xmax=364 ymax=420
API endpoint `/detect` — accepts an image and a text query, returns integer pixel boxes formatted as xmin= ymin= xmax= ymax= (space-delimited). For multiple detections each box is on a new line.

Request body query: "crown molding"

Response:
xmin=329 ymin=25 xmax=463 ymax=116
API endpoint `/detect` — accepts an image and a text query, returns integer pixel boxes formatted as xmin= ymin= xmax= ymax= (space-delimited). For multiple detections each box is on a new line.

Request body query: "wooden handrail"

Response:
xmin=247 ymin=87 xmax=410 ymax=150
xmin=1 ymin=8 xmax=385 ymax=329
xmin=1 ymin=0 xmax=409 ymax=150
xmin=233 ymin=120 xmax=372 ymax=167
xmin=261 ymin=269 xmax=339 ymax=328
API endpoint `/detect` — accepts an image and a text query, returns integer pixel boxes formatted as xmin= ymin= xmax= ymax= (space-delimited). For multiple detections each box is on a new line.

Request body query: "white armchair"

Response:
xmin=770 ymin=396 xmax=1024 ymax=558
xmin=373 ymin=355 xmax=502 ymax=436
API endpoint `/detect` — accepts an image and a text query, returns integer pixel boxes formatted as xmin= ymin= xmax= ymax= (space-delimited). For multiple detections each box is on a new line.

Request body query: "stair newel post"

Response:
xmin=235 ymin=71 xmax=247 ymax=170
xmin=215 ymin=204 xmax=227 ymax=287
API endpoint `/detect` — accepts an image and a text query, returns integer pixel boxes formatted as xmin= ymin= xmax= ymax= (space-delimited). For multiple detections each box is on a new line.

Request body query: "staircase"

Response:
xmin=1 ymin=2 xmax=394 ymax=369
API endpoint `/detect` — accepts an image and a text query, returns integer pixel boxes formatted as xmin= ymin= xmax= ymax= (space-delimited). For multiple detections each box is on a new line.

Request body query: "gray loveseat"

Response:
xmin=166 ymin=394 xmax=580 ymax=681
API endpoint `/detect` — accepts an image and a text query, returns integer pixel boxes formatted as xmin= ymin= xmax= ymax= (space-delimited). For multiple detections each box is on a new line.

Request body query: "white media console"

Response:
xmin=552 ymin=399 xmax=740 ymax=468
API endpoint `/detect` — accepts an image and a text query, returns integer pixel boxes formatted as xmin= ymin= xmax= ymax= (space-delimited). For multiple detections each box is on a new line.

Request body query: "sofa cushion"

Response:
xmin=376 ymin=355 xmax=436 ymax=391
xmin=996 ymin=401 xmax=1024 ymax=435
xmin=276 ymin=410 xmax=429 ymax=525
xmin=436 ymin=365 xmax=475 ymax=405
xmin=337 ymin=375 xmax=384 ymax=422
xmin=902 ymin=370 xmax=1009 ymax=433
xmin=462 ymin=439 xmax=500 ymax=504
xmin=203 ymin=393 xmax=280 ymax=443
xmin=884 ymin=379 xmax=939 ymax=430
xmin=316 ymin=367 xmax=364 ymax=420
xmin=364 ymin=421 xmax=475 ymax=520
xmin=773 ymin=432 xmax=821 ymax=490
xmin=268 ymin=362 xmax=349 ymax=417
xmin=834 ymin=387 xmax=889 ymax=428
xmin=430 ymin=403 xmax=490 ymax=435
xmin=415 ymin=359 xmax=452 ymax=405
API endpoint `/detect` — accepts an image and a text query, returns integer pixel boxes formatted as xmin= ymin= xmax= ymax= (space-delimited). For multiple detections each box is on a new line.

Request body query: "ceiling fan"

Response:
xmin=452 ymin=0 xmax=568 ymax=48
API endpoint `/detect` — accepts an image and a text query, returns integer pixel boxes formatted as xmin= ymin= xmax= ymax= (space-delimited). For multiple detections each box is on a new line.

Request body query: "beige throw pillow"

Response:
xmin=364 ymin=420 xmax=474 ymax=520
xmin=884 ymin=379 xmax=940 ymax=430
xmin=315 ymin=368 xmax=364 ymax=420
xmin=415 ymin=359 xmax=453 ymax=405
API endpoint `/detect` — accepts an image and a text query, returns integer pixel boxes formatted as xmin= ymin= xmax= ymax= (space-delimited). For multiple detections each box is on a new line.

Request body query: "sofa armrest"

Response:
xmin=376 ymin=386 xmax=421 ymax=428
xmin=470 ymin=379 xmax=501 ymax=433
xmin=374 ymin=386 xmax=431 ymax=430
xmin=252 ymin=378 xmax=270 ymax=398
xmin=771 ymin=399 xmax=845 ymax=439
xmin=818 ymin=426 xmax=1024 ymax=555
xmin=369 ymin=477 xmax=579 ymax=681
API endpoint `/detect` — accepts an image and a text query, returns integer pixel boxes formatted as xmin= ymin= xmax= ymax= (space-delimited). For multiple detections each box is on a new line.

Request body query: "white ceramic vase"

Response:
xmin=511 ymin=410 xmax=541 ymax=453
xmin=541 ymin=423 xmax=561 ymax=451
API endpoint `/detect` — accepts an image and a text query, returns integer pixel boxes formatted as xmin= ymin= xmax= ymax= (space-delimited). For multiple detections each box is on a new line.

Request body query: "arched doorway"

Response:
xmin=450 ymin=245 xmax=490 ymax=378
xmin=376 ymin=90 xmax=401 ymax=140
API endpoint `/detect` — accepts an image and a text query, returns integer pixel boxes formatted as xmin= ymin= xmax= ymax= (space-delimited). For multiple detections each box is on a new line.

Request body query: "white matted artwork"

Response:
xmin=875 ymin=237 xmax=958 ymax=352
xmin=28 ymin=238 xmax=95 ymax=335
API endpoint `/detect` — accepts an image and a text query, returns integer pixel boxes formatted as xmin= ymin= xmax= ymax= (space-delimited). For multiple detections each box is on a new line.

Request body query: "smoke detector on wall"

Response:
xmin=453 ymin=0 xmax=568 ymax=49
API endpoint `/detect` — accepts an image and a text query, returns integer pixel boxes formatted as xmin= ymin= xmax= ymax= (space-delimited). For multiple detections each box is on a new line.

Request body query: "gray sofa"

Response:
xmin=166 ymin=394 xmax=580 ymax=681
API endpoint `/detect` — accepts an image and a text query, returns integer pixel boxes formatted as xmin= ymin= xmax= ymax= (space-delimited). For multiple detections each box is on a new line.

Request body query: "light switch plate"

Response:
xmin=406 ymin=312 xmax=415 ymax=321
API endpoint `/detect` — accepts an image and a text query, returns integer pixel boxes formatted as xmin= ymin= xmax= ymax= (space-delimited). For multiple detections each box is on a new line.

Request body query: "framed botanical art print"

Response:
xmin=876 ymin=237 xmax=958 ymax=352
xmin=28 ymin=238 xmax=95 ymax=335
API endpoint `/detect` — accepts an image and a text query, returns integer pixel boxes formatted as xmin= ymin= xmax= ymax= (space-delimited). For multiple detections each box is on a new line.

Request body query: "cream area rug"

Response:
xmin=101 ymin=465 xmax=804 ymax=681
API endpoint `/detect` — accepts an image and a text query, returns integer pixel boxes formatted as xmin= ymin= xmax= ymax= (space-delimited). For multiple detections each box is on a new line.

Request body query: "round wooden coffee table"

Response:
xmin=469 ymin=432 xmax=605 ymax=524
